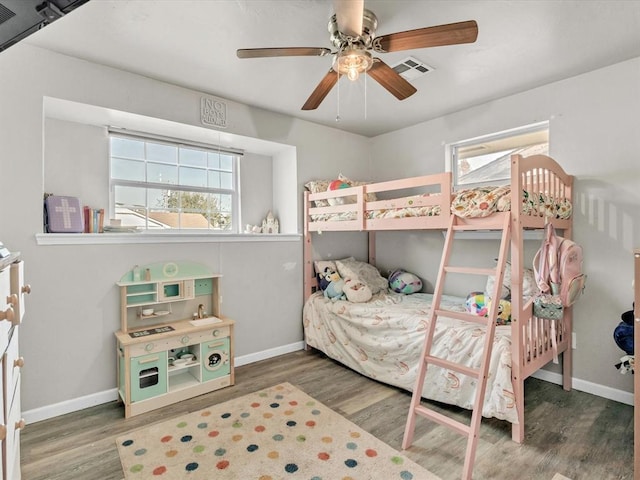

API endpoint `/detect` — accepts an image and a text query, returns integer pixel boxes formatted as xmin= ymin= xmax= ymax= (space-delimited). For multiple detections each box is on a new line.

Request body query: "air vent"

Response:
xmin=0 ymin=3 xmax=16 ymax=26
xmin=391 ymin=56 xmax=434 ymax=80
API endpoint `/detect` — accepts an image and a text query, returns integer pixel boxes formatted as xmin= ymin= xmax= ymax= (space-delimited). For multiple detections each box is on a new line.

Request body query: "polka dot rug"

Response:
xmin=117 ymin=382 xmax=440 ymax=479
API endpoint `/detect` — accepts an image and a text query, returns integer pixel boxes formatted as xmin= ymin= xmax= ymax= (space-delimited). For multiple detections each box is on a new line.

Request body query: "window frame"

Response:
xmin=448 ymin=121 xmax=549 ymax=190
xmin=108 ymin=131 xmax=242 ymax=234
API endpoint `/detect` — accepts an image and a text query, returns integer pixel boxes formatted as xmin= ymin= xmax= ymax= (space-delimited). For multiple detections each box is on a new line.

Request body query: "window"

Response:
xmin=109 ymin=133 xmax=241 ymax=232
xmin=449 ymin=122 xmax=549 ymax=190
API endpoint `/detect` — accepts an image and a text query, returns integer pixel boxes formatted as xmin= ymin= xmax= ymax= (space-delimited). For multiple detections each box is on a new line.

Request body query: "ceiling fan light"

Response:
xmin=347 ymin=68 xmax=360 ymax=81
xmin=335 ymin=48 xmax=373 ymax=82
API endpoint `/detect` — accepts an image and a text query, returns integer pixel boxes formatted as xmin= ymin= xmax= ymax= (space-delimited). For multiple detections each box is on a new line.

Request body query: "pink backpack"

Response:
xmin=534 ymin=223 xmax=586 ymax=307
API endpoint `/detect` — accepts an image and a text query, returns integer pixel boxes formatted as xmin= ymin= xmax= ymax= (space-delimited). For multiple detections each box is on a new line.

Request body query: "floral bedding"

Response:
xmin=310 ymin=201 xmax=441 ymax=222
xmin=309 ymin=186 xmax=571 ymax=222
xmin=303 ymin=291 xmax=517 ymax=423
xmin=450 ymin=185 xmax=572 ymax=219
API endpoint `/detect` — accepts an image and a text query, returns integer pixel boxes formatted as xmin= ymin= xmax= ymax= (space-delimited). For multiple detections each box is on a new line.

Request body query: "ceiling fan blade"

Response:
xmin=367 ymin=59 xmax=417 ymax=101
xmin=333 ymin=0 xmax=364 ymax=36
xmin=237 ymin=47 xmax=332 ymax=59
xmin=372 ymin=20 xmax=478 ymax=53
xmin=302 ymin=68 xmax=341 ymax=110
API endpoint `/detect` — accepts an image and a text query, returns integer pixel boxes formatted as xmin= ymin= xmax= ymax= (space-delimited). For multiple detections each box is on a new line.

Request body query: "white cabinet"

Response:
xmin=0 ymin=259 xmax=29 ymax=480
xmin=115 ymin=262 xmax=234 ymax=418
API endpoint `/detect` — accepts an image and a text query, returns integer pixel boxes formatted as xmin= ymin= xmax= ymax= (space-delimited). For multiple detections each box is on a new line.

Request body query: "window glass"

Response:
xmin=148 ymin=162 xmax=178 ymax=184
xmin=180 ymin=166 xmax=207 ymax=188
xmin=181 ymin=148 xmax=207 ymax=168
xmin=450 ymin=123 xmax=549 ymax=189
xmin=110 ymin=134 xmax=238 ymax=232
xmin=111 ymin=158 xmax=145 ymax=182
xmin=146 ymin=142 xmax=177 ymax=164
xmin=114 ymin=185 xmax=145 ymax=207
xmin=111 ymin=137 xmax=144 ymax=160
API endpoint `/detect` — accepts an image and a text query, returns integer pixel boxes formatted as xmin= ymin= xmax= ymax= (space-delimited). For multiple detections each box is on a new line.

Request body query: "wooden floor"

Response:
xmin=21 ymin=349 xmax=633 ymax=480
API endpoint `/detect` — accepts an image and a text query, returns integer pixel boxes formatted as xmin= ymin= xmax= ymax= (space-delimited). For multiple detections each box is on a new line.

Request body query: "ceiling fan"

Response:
xmin=236 ymin=0 xmax=478 ymax=111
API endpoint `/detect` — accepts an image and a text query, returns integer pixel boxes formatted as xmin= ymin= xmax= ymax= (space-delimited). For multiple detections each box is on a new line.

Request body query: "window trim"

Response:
xmin=108 ymin=131 xmax=242 ymax=233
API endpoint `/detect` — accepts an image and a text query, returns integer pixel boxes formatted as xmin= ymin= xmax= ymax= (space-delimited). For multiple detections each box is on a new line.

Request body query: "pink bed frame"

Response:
xmin=303 ymin=153 xmax=574 ymax=443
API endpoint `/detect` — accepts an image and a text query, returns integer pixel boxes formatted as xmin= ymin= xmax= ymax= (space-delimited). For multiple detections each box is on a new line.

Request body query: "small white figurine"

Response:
xmin=262 ymin=211 xmax=279 ymax=234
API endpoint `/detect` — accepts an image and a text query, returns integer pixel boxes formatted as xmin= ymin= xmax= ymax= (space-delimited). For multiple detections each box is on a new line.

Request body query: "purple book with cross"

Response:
xmin=45 ymin=196 xmax=84 ymax=233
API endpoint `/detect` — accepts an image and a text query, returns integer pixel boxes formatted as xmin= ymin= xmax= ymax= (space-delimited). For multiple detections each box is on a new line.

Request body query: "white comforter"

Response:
xmin=303 ymin=291 xmax=517 ymax=423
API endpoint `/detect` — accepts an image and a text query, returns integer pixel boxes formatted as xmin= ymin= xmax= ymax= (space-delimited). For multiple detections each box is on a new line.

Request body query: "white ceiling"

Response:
xmin=21 ymin=0 xmax=640 ymax=137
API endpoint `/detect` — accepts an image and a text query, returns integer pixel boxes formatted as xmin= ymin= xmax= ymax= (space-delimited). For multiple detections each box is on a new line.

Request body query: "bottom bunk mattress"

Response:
xmin=303 ymin=291 xmax=517 ymax=423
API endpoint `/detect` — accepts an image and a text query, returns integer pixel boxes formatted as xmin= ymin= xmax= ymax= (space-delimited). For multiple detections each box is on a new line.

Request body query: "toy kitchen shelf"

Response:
xmin=115 ymin=261 xmax=234 ymax=418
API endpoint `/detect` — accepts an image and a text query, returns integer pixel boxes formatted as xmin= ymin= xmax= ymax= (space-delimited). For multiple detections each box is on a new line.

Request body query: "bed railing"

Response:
xmin=305 ymin=172 xmax=452 ymax=232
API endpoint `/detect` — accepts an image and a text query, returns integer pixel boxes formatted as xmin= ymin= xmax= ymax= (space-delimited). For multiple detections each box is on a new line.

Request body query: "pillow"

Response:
xmin=336 ymin=257 xmax=388 ymax=294
xmin=388 ymin=269 xmax=423 ymax=294
xmin=486 ymin=261 xmax=511 ymax=300
xmin=485 ymin=260 xmax=538 ymax=301
xmin=304 ymin=180 xmax=331 ymax=207
xmin=304 ymin=175 xmax=379 ymax=207
xmin=338 ymin=174 xmax=378 ymax=202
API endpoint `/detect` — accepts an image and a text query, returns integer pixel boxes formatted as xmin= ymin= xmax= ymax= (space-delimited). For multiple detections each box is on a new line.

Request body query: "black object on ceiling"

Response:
xmin=0 ymin=0 xmax=90 ymax=52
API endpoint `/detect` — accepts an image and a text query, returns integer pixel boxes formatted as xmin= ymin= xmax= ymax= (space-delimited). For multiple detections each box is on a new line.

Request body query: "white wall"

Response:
xmin=2 ymin=40 xmax=636 ymax=418
xmin=370 ymin=57 xmax=640 ymax=396
xmin=44 ymin=116 xmax=276 ymax=231
xmin=0 ymin=43 xmax=370 ymax=415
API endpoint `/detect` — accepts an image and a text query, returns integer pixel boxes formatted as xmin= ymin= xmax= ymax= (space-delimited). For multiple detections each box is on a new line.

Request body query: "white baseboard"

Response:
xmin=531 ymin=369 xmax=633 ymax=406
xmin=23 ymin=341 xmax=306 ymax=425
xmin=24 ymin=343 xmax=632 ymax=425
xmin=235 ymin=341 xmax=305 ymax=367
xmin=23 ymin=388 xmax=120 ymax=425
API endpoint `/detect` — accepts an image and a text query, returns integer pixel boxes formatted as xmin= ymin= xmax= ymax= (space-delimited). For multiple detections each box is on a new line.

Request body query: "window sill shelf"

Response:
xmin=35 ymin=232 xmax=301 ymax=246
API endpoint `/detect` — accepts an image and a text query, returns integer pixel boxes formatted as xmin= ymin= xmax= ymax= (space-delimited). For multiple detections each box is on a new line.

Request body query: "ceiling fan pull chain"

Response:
xmin=364 ymin=71 xmax=367 ymax=120
xmin=336 ymin=68 xmax=341 ymax=122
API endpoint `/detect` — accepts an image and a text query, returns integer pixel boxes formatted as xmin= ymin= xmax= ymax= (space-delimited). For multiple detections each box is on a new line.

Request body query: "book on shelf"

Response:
xmin=83 ymin=206 xmax=105 ymax=233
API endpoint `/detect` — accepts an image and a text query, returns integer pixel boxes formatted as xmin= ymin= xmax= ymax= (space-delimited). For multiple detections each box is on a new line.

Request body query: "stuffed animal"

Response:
xmin=343 ymin=277 xmax=372 ymax=303
xmin=323 ymin=268 xmax=346 ymax=301
xmin=487 ymin=298 xmax=512 ymax=325
xmin=465 ymin=292 xmax=488 ymax=317
xmin=614 ymin=303 xmax=635 ymax=355
xmin=318 ymin=266 xmax=334 ymax=292
xmin=388 ymin=269 xmax=422 ymax=294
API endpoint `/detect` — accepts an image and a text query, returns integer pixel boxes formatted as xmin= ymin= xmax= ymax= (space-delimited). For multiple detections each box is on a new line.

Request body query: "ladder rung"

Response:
xmin=415 ymin=405 xmax=471 ymax=437
xmin=444 ymin=266 xmax=496 ymax=276
xmin=452 ymin=224 xmax=502 ymax=231
xmin=424 ymin=355 xmax=480 ymax=379
xmin=434 ymin=308 xmax=491 ymax=326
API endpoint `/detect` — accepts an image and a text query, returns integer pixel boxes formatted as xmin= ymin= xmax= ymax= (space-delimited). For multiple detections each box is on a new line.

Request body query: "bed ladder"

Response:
xmin=402 ymin=213 xmax=511 ymax=480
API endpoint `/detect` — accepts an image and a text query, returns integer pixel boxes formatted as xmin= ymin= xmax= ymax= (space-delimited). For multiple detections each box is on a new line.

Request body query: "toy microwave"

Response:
xmin=159 ymin=279 xmax=195 ymax=302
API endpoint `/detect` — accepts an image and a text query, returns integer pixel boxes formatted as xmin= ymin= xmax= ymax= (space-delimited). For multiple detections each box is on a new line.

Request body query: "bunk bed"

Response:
xmin=302 ymin=154 xmax=574 ymax=443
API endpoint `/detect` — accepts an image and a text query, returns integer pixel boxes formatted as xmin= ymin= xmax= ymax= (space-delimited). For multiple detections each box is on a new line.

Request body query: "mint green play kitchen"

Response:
xmin=115 ymin=261 xmax=234 ymax=418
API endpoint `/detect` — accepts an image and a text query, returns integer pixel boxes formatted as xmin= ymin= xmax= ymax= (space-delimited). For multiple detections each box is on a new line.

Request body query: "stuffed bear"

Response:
xmin=323 ymin=268 xmax=346 ymax=301
xmin=343 ymin=277 xmax=372 ymax=303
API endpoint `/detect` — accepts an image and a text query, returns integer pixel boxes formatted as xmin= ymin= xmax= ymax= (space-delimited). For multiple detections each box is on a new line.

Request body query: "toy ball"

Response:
xmin=327 ymin=180 xmax=353 ymax=206
xmin=487 ymin=298 xmax=512 ymax=325
xmin=465 ymin=292 xmax=488 ymax=316
xmin=328 ymin=180 xmax=350 ymax=191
